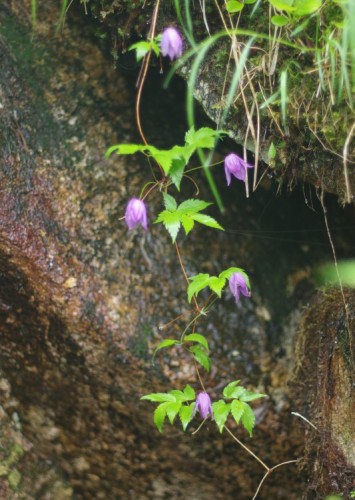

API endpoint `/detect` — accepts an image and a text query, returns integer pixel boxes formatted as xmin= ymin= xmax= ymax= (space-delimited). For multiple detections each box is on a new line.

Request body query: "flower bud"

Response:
xmin=161 ymin=27 xmax=183 ymax=61
xmin=193 ymin=392 xmax=214 ymax=420
xmin=229 ymin=272 xmax=251 ymax=303
xmin=125 ymin=198 xmax=148 ymax=230
xmin=224 ymin=153 xmax=253 ymax=186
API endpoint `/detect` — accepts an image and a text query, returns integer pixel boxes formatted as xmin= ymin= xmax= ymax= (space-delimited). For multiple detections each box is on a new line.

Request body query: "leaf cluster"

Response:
xmin=212 ymin=380 xmax=266 ymax=435
xmin=187 ymin=267 xmax=250 ymax=303
xmin=154 ymin=333 xmax=211 ymax=372
xmin=155 ymin=193 xmax=223 ymax=242
xmin=141 ymin=385 xmax=196 ymax=432
xmin=105 ymin=127 xmax=226 ymax=190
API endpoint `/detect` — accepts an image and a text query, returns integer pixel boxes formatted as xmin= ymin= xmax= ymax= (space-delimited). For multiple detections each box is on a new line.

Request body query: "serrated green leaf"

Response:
xmin=141 ymin=393 xmax=176 ymax=403
xmin=169 ymin=390 xmax=185 ymax=402
xmin=191 ymin=213 xmax=224 ymax=231
xmin=155 ymin=210 xmax=181 ymax=242
xmin=183 ymin=384 xmax=196 ymax=401
xmin=184 ymin=333 xmax=209 ymax=351
xmin=178 ymin=199 xmax=211 ymax=213
xmin=105 ymin=143 xmax=146 ymax=159
xmin=187 ymin=274 xmax=211 ymax=303
xmin=169 ymin=159 xmax=185 ymax=190
xmin=179 ymin=403 xmax=195 ymax=431
xmin=222 ymin=380 xmax=241 ymax=398
xmin=212 ymin=400 xmax=230 ymax=433
xmin=231 ymin=399 xmax=245 ymax=423
xmin=189 ymin=345 xmax=211 ymax=372
xmin=184 ymin=127 xmax=224 ymax=149
xmin=241 ymin=403 xmax=255 ymax=436
xmin=268 ymin=142 xmax=277 ymax=160
xmin=162 ymin=193 xmax=177 ymax=211
xmin=166 ymin=401 xmax=182 ymax=424
xmin=240 ymin=391 xmax=267 ymax=402
xmin=181 ymin=214 xmax=195 ymax=235
xmin=226 ymin=0 xmax=244 ymax=12
xmin=154 ymin=403 xmax=169 ymax=432
xmin=227 ymin=387 xmax=247 ymax=399
xmin=208 ymin=276 xmax=226 ymax=297
xmin=128 ymin=40 xmax=152 ymax=61
xmin=271 ymin=14 xmax=289 ymax=26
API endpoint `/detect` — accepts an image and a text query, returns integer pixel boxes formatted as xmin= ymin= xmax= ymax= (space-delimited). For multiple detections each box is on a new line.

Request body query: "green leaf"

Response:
xmin=169 ymin=390 xmax=185 ymax=402
xmin=223 ymin=380 xmax=241 ymax=399
xmin=293 ymin=0 xmax=321 ymax=16
xmin=208 ymin=276 xmax=226 ymax=297
xmin=166 ymin=401 xmax=182 ymax=424
xmin=154 ymin=403 xmax=168 ymax=432
xmin=228 ymin=386 xmax=248 ymax=399
xmin=183 ymin=384 xmax=196 ymax=401
xmin=169 ymin=159 xmax=185 ymax=190
xmin=226 ymin=0 xmax=244 ymax=12
xmin=212 ymin=400 xmax=230 ymax=433
xmin=179 ymin=403 xmax=195 ymax=431
xmin=141 ymin=393 xmax=176 ymax=403
xmin=231 ymin=399 xmax=245 ymax=423
xmin=153 ymin=339 xmax=180 ymax=361
xmin=268 ymin=141 xmax=277 ymax=160
xmin=162 ymin=193 xmax=177 ymax=211
xmin=241 ymin=403 xmax=255 ymax=436
xmin=128 ymin=40 xmax=153 ymax=61
xmin=189 ymin=345 xmax=211 ymax=372
xmin=155 ymin=210 xmax=181 ymax=242
xmin=219 ymin=267 xmax=250 ymax=289
xmin=191 ymin=213 xmax=224 ymax=231
xmin=184 ymin=127 xmax=225 ymax=149
xmin=181 ymin=214 xmax=195 ymax=235
xmin=105 ymin=143 xmax=146 ymax=159
xmin=183 ymin=333 xmax=209 ymax=351
xmin=269 ymin=0 xmax=295 ymax=12
xmin=178 ymin=199 xmax=211 ymax=213
xmin=240 ymin=391 xmax=267 ymax=402
xmin=187 ymin=274 xmax=211 ymax=303
xmin=271 ymin=15 xmax=289 ymax=26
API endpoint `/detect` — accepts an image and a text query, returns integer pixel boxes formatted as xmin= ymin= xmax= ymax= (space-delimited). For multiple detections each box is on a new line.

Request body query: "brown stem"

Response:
xmin=252 ymin=460 xmax=298 ymax=500
xmin=174 ymin=242 xmax=200 ymax=312
xmin=194 ymin=360 xmax=206 ymax=392
xmin=224 ymin=426 xmax=270 ymax=471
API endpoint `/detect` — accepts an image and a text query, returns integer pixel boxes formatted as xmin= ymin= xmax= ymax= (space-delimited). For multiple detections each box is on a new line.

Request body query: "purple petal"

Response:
xmin=229 ymin=272 xmax=250 ymax=303
xmin=161 ymin=27 xmax=183 ymax=61
xmin=125 ymin=198 xmax=148 ymax=230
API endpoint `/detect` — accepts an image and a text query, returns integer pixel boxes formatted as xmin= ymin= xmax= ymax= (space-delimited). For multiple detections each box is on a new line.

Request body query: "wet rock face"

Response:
xmin=0 ymin=2 xmax=354 ymax=499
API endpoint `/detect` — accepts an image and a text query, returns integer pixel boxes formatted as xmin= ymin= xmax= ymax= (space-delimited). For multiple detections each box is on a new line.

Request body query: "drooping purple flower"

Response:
xmin=160 ymin=27 xmax=183 ymax=61
xmin=224 ymin=153 xmax=254 ymax=186
xmin=229 ymin=272 xmax=251 ymax=303
xmin=125 ymin=198 xmax=148 ymax=230
xmin=193 ymin=392 xmax=214 ymax=420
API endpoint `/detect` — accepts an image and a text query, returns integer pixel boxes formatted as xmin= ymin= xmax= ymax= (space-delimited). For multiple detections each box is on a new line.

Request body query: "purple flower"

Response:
xmin=125 ymin=198 xmax=148 ymax=230
xmin=161 ymin=27 xmax=183 ymax=61
xmin=193 ymin=392 xmax=214 ymax=420
xmin=224 ymin=153 xmax=253 ymax=186
xmin=229 ymin=272 xmax=251 ymax=303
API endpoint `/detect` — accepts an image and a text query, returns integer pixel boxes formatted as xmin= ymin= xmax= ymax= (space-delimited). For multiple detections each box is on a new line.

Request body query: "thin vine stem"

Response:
xmin=224 ymin=426 xmax=270 ymax=471
xmin=252 ymin=459 xmax=298 ymax=500
xmin=175 ymin=242 xmax=201 ymax=312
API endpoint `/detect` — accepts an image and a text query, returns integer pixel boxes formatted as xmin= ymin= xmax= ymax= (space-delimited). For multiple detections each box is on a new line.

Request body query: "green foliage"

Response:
xmin=155 ymin=196 xmax=223 ymax=242
xmin=141 ymin=386 xmax=196 ymax=432
xmin=187 ymin=267 xmax=250 ymax=302
xmin=189 ymin=344 xmax=211 ymax=372
xmin=128 ymin=39 xmax=160 ymax=61
xmin=106 ymin=127 xmax=225 ymax=190
xmin=213 ymin=381 xmax=266 ymax=435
